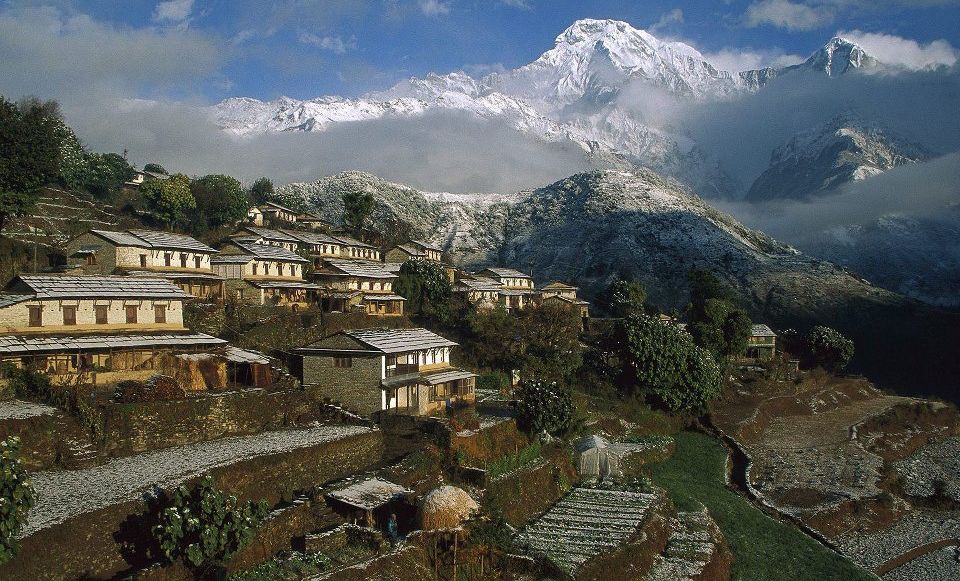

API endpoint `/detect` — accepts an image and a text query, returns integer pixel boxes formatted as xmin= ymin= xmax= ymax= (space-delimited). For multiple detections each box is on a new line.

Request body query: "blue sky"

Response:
xmin=2 ymin=0 xmax=958 ymax=103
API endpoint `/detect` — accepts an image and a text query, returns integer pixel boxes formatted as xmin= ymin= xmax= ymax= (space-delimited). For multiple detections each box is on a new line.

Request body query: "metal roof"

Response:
xmin=751 ymin=324 xmax=777 ymax=337
xmin=0 ymin=333 xmax=225 ymax=355
xmin=323 ymin=260 xmax=397 ymax=279
xmin=326 ymin=478 xmax=412 ymax=511
xmin=127 ymin=230 xmax=217 ymax=253
xmin=90 ymin=229 xmax=151 ymax=248
xmin=223 ymin=345 xmax=271 ymax=364
xmin=422 ymin=368 xmax=477 ymax=385
xmin=239 ymin=226 xmax=299 ymax=242
xmin=479 ymin=267 xmax=531 ymax=279
xmin=227 ymin=239 xmax=308 ymax=263
xmin=10 ymin=275 xmax=191 ymax=300
xmin=343 ymin=328 xmax=457 ymax=354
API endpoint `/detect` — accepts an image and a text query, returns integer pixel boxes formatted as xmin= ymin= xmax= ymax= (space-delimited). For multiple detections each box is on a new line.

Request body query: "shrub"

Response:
xmin=515 ymin=380 xmax=574 ymax=437
xmin=153 ymin=475 xmax=270 ymax=572
xmin=806 ymin=326 xmax=855 ymax=373
xmin=0 ymin=436 xmax=36 ymax=563
xmin=476 ymin=371 xmax=510 ymax=395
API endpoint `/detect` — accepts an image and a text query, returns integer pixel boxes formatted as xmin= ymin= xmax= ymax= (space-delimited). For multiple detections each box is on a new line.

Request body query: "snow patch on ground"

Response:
xmin=0 ymin=399 xmax=58 ymax=420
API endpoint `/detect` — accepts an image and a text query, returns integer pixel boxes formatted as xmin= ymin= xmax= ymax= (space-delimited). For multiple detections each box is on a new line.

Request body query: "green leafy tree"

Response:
xmin=0 ymin=97 xmax=62 ymax=231
xmin=688 ymin=269 xmax=736 ymax=310
xmin=688 ymin=298 xmax=753 ymax=361
xmin=806 ymin=326 xmax=855 ymax=373
xmin=515 ymin=379 xmax=574 ymax=436
xmin=465 ymin=306 xmax=524 ymax=372
xmin=0 ymin=436 xmax=36 ymax=564
xmin=620 ymin=314 xmax=722 ymax=414
xmin=190 ymin=174 xmax=248 ymax=229
xmin=143 ymin=163 xmax=168 ymax=175
xmin=516 ymin=301 xmax=584 ymax=383
xmin=601 ymin=278 xmax=647 ymax=318
xmin=248 ymin=177 xmax=274 ymax=205
xmin=342 ymin=190 xmax=374 ymax=237
xmin=394 ymin=260 xmax=452 ymax=323
xmin=86 ymin=153 xmax=135 ymax=198
xmin=153 ymin=475 xmax=269 ymax=573
xmin=142 ymin=173 xmax=196 ymax=229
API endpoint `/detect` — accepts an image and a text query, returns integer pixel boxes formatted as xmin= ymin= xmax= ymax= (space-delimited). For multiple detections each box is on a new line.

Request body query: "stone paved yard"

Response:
xmin=0 ymin=399 xmax=57 ymax=420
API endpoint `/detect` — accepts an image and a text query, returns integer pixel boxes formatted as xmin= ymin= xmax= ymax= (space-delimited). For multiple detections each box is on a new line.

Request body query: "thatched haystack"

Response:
xmin=418 ymin=486 xmax=478 ymax=530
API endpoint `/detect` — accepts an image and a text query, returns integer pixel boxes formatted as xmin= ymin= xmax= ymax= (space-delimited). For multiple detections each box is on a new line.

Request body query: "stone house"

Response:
xmin=539 ymin=281 xmax=590 ymax=319
xmin=64 ymin=229 xmax=224 ymax=301
xmin=451 ymin=277 xmax=502 ymax=310
xmin=124 ymin=169 xmax=169 ymax=188
xmin=246 ymin=206 xmax=264 ymax=226
xmin=385 ymin=240 xmax=443 ymax=263
xmin=0 ymin=275 xmax=226 ymax=388
xmin=311 ymin=260 xmax=405 ymax=316
xmin=296 ymin=212 xmax=335 ymax=231
xmin=211 ymin=239 xmax=322 ymax=306
xmin=476 ymin=267 xmax=538 ymax=311
xmin=332 ymin=233 xmax=382 ymax=261
xmin=294 ymin=328 xmax=477 ymax=416
xmin=281 ymin=230 xmax=349 ymax=268
xmin=745 ymin=324 xmax=777 ymax=361
xmin=260 ymin=201 xmax=300 ymax=224
xmin=231 ymin=226 xmax=300 ymax=253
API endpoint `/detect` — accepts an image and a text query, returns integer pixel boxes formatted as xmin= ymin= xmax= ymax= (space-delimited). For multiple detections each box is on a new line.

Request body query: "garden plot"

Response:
xmin=883 ymin=545 xmax=960 ymax=581
xmin=0 ymin=399 xmax=57 ymax=420
xmin=645 ymin=509 xmax=726 ymax=581
xmin=893 ymin=436 xmax=960 ymax=502
xmin=23 ymin=424 xmax=371 ymax=535
xmin=517 ymin=487 xmax=662 ymax=575
xmin=836 ymin=510 xmax=960 ymax=573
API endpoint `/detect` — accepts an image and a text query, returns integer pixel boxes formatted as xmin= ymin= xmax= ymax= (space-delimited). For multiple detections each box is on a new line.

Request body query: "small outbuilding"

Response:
xmin=418 ymin=485 xmax=479 ymax=530
xmin=574 ymin=435 xmax=624 ymax=480
xmin=326 ymin=477 xmax=414 ymax=530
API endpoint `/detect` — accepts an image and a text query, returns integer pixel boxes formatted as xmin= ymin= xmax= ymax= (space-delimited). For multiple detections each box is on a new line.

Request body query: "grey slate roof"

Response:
xmin=239 ymin=226 xmax=299 ymax=243
xmin=247 ymin=280 xmax=327 ymax=290
xmin=210 ymin=254 xmax=254 ymax=264
xmin=327 ymin=478 xmax=412 ymax=511
xmin=453 ymin=277 xmax=502 ymax=292
xmin=226 ymin=240 xmax=308 ymax=263
xmin=751 ymin=324 xmax=776 ymax=337
xmin=0 ymin=333 xmax=225 ymax=355
xmin=280 ymin=229 xmax=342 ymax=246
xmin=127 ymin=271 xmax=224 ymax=281
xmin=345 ymin=328 xmax=457 ymax=353
xmin=330 ymin=234 xmax=376 ymax=250
xmin=90 ymin=230 xmax=150 ymax=248
xmin=9 ymin=276 xmax=191 ymax=300
xmin=421 ymin=368 xmax=477 ymax=385
xmin=223 ymin=345 xmax=270 ymax=364
xmin=127 ymin=230 xmax=217 ymax=253
xmin=410 ymin=239 xmax=443 ymax=252
xmin=362 ymin=294 xmax=406 ymax=302
xmin=479 ymin=267 xmax=532 ymax=279
xmin=323 ymin=260 xmax=397 ymax=279
xmin=262 ymin=201 xmax=298 ymax=214
xmin=0 ymin=295 xmax=31 ymax=309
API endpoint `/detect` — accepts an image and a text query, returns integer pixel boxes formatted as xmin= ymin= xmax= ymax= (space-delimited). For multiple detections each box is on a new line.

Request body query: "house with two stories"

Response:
xmin=385 ymin=240 xmax=443 ymax=263
xmin=476 ymin=267 xmax=538 ymax=311
xmin=211 ymin=238 xmax=323 ymax=306
xmin=311 ymin=260 xmax=405 ymax=316
xmin=0 ymin=275 xmax=228 ymax=388
xmin=745 ymin=324 xmax=777 ymax=361
xmin=539 ymin=281 xmax=590 ymax=319
xmin=333 ymin=234 xmax=382 ymax=261
xmin=230 ymin=226 xmax=300 ymax=253
xmin=294 ymin=328 xmax=476 ymax=416
xmin=451 ymin=276 xmax=503 ymax=310
xmin=259 ymin=201 xmax=300 ymax=224
xmin=64 ymin=229 xmax=224 ymax=301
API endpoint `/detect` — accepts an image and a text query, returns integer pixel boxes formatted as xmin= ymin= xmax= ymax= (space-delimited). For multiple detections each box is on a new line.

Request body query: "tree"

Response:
xmin=688 ymin=298 xmax=752 ymax=362
xmin=190 ymin=174 xmax=248 ymax=229
xmin=143 ymin=163 xmax=168 ymax=175
xmin=465 ymin=305 xmax=524 ymax=373
xmin=516 ymin=302 xmax=584 ymax=383
xmin=806 ymin=326 xmax=855 ymax=373
xmin=688 ymin=269 xmax=735 ymax=311
xmin=153 ymin=475 xmax=269 ymax=574
xmin=394 ymin=260 xmax=452 ymax=323
xmin=0 ymin=436 xmax=36 ymax=564
xmin=0 ymin=97 xmax=62 ymax=231
xmin=620 ymin=314 xmax=722 ymax=414
xmin=342 ymin=190 xmax=374 ymax=237
xmin=248 ymin=177 xmax=274 ymax=205
xmin=142 ymin=173 xmax=195 ymax=229
xmin=600 ymin=278 xmax=647 ymax=318
xmin=515 ymin=379 xmax=574 ymax=436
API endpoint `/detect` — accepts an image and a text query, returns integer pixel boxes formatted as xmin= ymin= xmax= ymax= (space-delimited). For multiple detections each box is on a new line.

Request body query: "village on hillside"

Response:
xmin=0 ymin=164 xmax=958 ymax=581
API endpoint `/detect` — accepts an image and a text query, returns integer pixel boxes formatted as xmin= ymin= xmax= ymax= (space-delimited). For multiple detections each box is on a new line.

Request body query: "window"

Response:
xmin=333 ymin=356 xmax=352 ymax=368
xmin=154 ymin=304 xmax=166 ymax=324
xmin=62 ymin=306 xmax=77 ymax=326
xmin=252 ymin=263 xmax=258 ymax=275
xmin=194 ymin=256 xmax=201 ymax=269
xmin=125 ymin=305 xmax=138 ymax=324
xmin=28 ymin=305 xmax=42 ymax=327
xmin=164 ymin=253 xmax=172 ymax=267
xmin=85 ymin=254 xmax=97 ymax=266
xmin=180 ymin=254 xmax=187 ymax=268
xmin=95 ymin=305 xmax=108 ymax=324
xmin=139 ymin=254 xmax=147 ymax=268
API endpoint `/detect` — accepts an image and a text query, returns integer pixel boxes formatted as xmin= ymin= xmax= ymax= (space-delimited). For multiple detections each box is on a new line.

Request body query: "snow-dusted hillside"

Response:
xmin=747 ymin=116 xmax=930 ymax=201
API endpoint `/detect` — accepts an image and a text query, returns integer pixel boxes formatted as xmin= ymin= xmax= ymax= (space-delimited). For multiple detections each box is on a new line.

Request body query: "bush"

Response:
xmin=476 ymin=371 xmax=510 ymax=395
xmin=153 ymin=475 xmax=270 ymax=573
xmin=806 ymin=326 xmax=855 ymax=373
xmin=515 ymin=380 xmax=574 ymax=437
xmin=0 ymin=437 xmax=36 ymax=564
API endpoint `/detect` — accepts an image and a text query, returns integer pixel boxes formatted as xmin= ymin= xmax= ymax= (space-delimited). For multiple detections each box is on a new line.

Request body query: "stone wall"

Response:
xmin=0 ymin=429 xmax=384 ymax=581
xmin=301 ymin=353 xmax=383 ymax=415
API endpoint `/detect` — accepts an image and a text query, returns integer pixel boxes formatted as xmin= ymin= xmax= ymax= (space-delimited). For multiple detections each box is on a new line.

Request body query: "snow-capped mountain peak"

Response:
xmin=787 ymin=36 xmax=879 ymax=77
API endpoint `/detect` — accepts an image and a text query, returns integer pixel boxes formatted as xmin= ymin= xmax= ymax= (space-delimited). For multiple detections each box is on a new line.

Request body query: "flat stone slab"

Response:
xmin=23 ymin=424 xmax=372 ymax=536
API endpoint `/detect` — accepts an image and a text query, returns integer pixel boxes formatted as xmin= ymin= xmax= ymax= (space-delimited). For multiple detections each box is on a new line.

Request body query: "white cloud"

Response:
xmin=298 ymin=32 xmax=357 ymax=54
xmin=703 ymin=47 xmax=805 ymax=72
xmin=152 ymin=0 xmax=194 ymax=29
xmin=745 ymin=0 xmax=833 ymax=31
xmin=500 ymin=0 xmax=532 ymax=9
xmin=838 ymin=30 xmax=958 ymax=69
xmin=650 ymin=8 xmax=684 ymax=33
xmin=419 ymin=0 xmax=450 ymax=16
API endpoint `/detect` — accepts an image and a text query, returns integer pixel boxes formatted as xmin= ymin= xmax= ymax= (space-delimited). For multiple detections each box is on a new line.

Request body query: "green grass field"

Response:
xmin=647 ymin=431 xmax=875 ymax=581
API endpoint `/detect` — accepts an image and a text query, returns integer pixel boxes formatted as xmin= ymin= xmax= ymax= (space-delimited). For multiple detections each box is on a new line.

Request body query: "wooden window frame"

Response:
xmin=95 ymin=305 xmax=108 ymax=325
xmin=154 ymin=304 xmax=166 ymax=324
xmin=28 ymin=305 xmax=43 ymax=327
xmin=139 ymin=254 xmax=147 ymax=268
xmin=333 ymin=356 xmax=352 ymax=368
xmin=125 ymin=305 xmax=138 ymax=324
xmin=62 ymin=305 xmax=77 ymax=326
